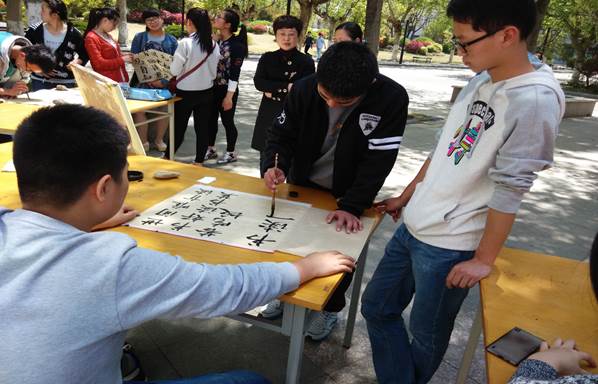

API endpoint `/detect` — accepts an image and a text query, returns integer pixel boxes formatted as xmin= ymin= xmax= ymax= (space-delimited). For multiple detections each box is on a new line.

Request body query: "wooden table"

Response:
xmin=0 ymin=95 xmax=179 ymax=159
xmin=0 ymin=142 xmax=380 ymax=384
xmin=456 ymin=248 xmax=598 ymax=383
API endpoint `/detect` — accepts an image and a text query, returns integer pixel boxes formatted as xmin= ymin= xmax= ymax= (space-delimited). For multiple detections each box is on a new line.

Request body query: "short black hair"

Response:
xmin=335 ymin=22 xmax=363 ymax=41
xmin=43 ymin=0 xmax=68 ymax=21
xmin=13 ymin=105 xmax=129 ymax=207
xmin=273 ymin=15 xmax=302 ymax=35
xmin=21 ymin=44 xmax=55 ymax=74
xmin=316 ymin=41 xmax=378 ymax=98
xmin=446 ymin=0 xmax=537 ymax=40
xmin=142 ymin=9 xmax=160 ymax=21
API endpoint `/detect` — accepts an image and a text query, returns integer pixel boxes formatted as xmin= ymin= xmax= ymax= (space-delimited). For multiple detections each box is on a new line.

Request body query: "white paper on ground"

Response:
xmin=279 ymin=207 xmax=376 ymax=260
xmin=2 ymin=160 xmax=15 ymax=172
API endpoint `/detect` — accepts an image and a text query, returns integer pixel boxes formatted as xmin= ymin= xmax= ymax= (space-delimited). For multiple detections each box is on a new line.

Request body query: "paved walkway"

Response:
xmin=132 ymin=61 xmax=598 ymax=383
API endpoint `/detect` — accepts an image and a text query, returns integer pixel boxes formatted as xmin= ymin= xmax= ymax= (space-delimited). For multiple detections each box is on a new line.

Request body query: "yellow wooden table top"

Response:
xmin=0 ymin=96 xmax=179 ymax=134
xmin=0 ymin=142 xmax=380 ymax=310
xmin=481 ymin=248 xmax=598 ymax=383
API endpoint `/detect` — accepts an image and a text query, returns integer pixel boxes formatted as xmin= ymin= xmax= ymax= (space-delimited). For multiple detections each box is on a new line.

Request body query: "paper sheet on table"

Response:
xmin=127 ymin=185 xmax=312 ymax=253
xmin=13 ymin=88 xmax=84 ymax=106
xmin=2 ymin=160 xmax=15 ymax=172
xmin=279 ymin=207 xmax=376 ymax=259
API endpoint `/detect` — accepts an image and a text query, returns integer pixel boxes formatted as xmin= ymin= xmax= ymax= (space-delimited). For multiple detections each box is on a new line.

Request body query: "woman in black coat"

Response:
xmin=252 ymin=15 xmax=314 ymax=173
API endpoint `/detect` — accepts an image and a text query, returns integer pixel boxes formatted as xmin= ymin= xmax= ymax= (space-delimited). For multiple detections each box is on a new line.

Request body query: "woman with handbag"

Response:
xmin=167 ymin=8 xmax=220 ymax=165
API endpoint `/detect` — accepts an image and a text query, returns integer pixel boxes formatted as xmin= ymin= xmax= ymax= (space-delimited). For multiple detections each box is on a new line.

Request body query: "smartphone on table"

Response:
xmin=486 ymin=327 xmax=544 ymax=366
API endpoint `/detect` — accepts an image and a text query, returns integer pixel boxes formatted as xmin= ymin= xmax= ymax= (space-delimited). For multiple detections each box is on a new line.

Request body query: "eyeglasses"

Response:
xmin=145 ymin=17 xmax=161 ymax=23
xmin=452 ymin=30 xmax=499 ymax=53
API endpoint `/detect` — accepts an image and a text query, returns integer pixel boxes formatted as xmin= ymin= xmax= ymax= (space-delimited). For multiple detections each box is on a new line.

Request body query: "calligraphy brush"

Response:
xmin=270 ymin=153 xmax=278 ymax=217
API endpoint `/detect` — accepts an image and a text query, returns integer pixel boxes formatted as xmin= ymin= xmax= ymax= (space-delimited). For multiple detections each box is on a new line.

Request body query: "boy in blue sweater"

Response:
xmin=0 ymin=104 xmax=355 ymax=384
xmin=361 ymin=0 xmax=565 ymax=382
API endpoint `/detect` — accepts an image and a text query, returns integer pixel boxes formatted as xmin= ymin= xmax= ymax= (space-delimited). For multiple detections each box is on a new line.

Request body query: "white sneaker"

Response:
xmin=142 ymin=142 xmax=150 ymax=152
xmin=260 ymin=300 xmax=283 ymax=319
xmin=217 ymin=151 xmax=237 ymax=164
xmin=204 ymin=147 xmax=218 ymax=161
xmin=154 ymin=141 xmax=167 ymax=152
xmin=306 ymin=311 xmax=338 ymax=341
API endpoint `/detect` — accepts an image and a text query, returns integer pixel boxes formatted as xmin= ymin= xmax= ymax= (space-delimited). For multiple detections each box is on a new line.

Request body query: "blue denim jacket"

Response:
xmin=130 ymin=31 xmax=178 ymax=86
xmin=130 ymin=31 xmax=178 ymax=55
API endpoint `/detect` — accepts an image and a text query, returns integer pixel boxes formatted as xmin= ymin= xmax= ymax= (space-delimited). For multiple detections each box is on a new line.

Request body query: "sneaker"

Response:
xmin=204 ymin=147 xmax=218 ymax=161
xmin=121 ymin=342 xmax=145 ymax=381
xmin=217 ymin=151 xmax=238 ymax=164
xmin=260 ymin=300 xmax=283 ymax=319
xmin=306 ymin=311 xmax=338 ymax=341
xmin=142 ymin=142 xmax=150 ymax=152
xmin=154 ymin=141 xmax=167 ymax=152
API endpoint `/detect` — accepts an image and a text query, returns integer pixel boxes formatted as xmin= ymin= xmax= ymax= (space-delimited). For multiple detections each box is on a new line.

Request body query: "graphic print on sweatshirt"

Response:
xmin=447 ymin=100 xmax=495 ymax=165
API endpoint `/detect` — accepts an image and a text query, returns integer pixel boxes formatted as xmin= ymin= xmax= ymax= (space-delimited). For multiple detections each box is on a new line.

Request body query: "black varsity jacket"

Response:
xmin=263 ymin=73 xmax=409 ymax=217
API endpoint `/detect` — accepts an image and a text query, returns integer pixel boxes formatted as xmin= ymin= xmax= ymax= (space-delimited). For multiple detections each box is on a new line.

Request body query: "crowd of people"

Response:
xmin=0 ymin=0 xmax=596 ymax=383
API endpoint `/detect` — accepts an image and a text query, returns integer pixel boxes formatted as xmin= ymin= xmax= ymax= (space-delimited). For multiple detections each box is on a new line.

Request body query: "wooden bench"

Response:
xmin=412 ymin=56 xmax=432 ymax=64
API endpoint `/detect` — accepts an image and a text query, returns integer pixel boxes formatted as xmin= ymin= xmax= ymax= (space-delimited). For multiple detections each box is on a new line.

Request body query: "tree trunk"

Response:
xmin=116 ymin=0 xmax=128 ymax=46
xmin=390 ymin=24 xmax=402 ymax=61
xmin=364 ymin=0 xmax=383 ymax=55
xmin=25 ymin=0 xmax=42 ymax=27
xmin=327 ymin=18 xmax=335 ymax=44
xmin=570 ymin=32 xmax=586 ymax=85
xmin=298 ymin=1 xmax=314 ymax=43
xmin=7 ymin=0 xmax=24 ymax=35
xmin=527 ymin=0 xmax=550 ymax=52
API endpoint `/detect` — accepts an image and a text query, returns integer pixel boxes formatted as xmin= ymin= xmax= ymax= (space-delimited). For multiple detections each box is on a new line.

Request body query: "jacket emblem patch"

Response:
xmin=359 ymin=113 xmax=381 ymax=136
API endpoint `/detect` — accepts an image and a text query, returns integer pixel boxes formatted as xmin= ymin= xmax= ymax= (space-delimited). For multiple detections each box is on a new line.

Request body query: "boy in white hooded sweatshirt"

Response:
xmin=361 ymin=0 xmax=566 ymax=383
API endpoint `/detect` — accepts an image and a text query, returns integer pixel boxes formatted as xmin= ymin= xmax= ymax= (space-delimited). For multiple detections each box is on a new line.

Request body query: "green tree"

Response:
xmin=296 ymin=0 xmax=331 ymax=41
xmin=315 ymin=0 xmax=364 ymax=43
xmin=548 ymin=0 xmax=598 ymax=84
xmin=383 ymin=0 xmax=443 ymax=61
xmin=526 ymin=0 xmax=550 ymax=52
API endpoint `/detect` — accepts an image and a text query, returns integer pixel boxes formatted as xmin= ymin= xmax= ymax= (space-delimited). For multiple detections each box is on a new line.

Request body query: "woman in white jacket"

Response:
xmin=168 ymin=8 xmax=220 ymax=165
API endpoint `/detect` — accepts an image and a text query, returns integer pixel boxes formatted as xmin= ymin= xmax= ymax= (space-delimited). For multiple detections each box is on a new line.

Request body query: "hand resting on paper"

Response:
xmin=292 ymin=251 xmax=355 ymax=283
xmin=92 ymin=204 xmax=138 ymax=231
xmin=326 ymin=210 xmax=363 ymax=234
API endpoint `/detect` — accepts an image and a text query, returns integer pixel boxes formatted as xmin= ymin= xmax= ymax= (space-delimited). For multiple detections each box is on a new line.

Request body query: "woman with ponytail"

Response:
xmin=83 ymin=7 xmax=131 ymax=83
xmin=206 ymin=8 xmax=248 ymax=164
xmin=167 ymin=8 xmax=220 ymax=166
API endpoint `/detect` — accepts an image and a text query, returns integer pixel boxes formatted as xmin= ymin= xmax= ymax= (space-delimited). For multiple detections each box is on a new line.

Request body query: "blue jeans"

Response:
xmin=126 ymin=370 xmax=270 ymax=384
xmin=361 ymin=224 xmax=474 ymax=384
xmin=31 ymin=78 xmax=76 ymax=91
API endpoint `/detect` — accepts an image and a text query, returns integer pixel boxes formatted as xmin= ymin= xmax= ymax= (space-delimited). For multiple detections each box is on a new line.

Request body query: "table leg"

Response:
xmin=456 ymin=304 xmax=483 ymax=384
xmin=168 ymin=101 xmax=175 ymax=161
xmin=343 ymin=240 xmax=369 ymax=348
xmin=286 ymin=303 xmax=308 ymax=384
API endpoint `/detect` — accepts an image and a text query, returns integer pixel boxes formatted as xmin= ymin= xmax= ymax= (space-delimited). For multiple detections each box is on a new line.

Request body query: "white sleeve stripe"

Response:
xmin=368 ymin=136 xmax=403 ymax=144
xmin=368 ymin=143 xmax=400 ymax=150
